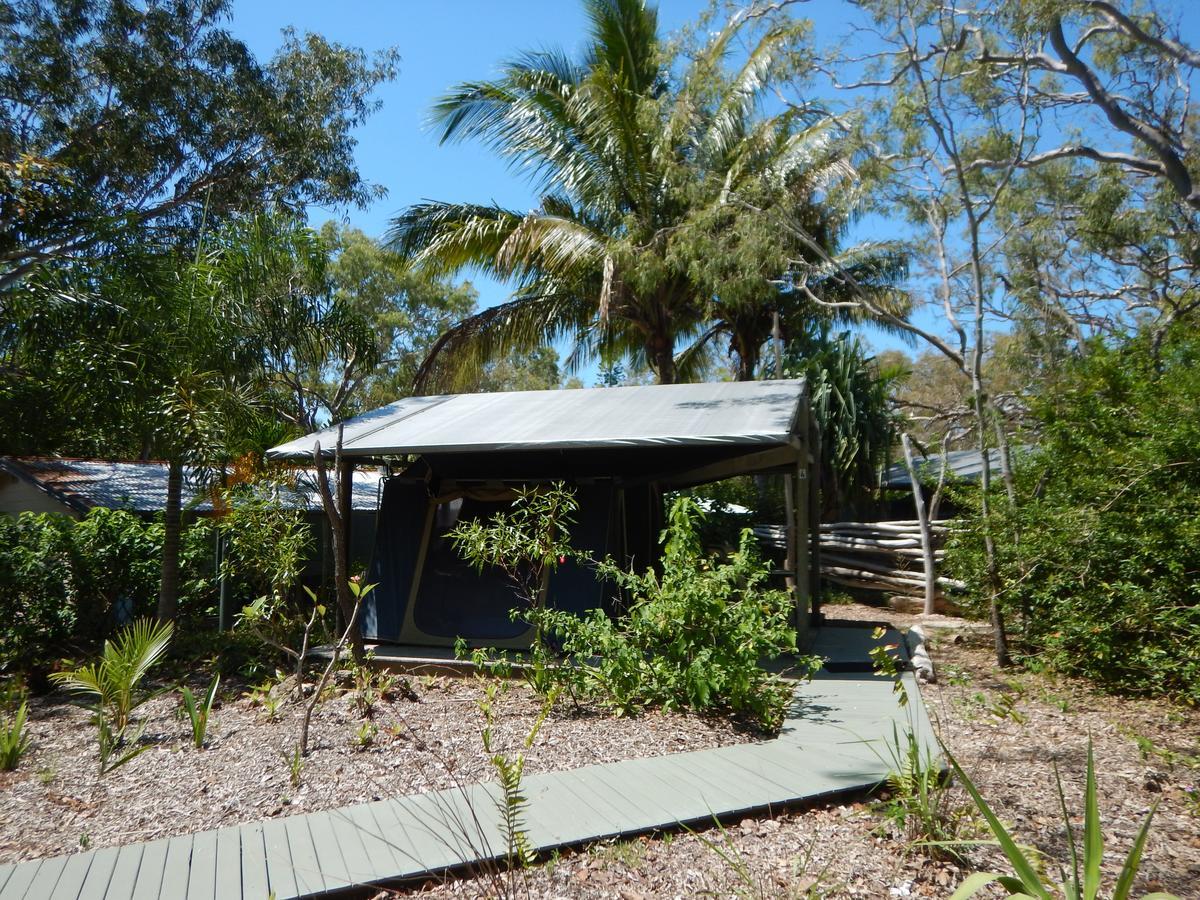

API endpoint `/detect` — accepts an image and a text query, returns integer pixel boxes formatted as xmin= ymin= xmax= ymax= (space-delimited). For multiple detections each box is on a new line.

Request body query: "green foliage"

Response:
xmin=50 ymin=618 xmax=174 ymax=732
xmin=477 ymin=679 xmax=556 ymax=870
xmin=352 ymin=720 xmax=377 ymax=750
xmin=868 ymin=626 xmax=909 ymax=709
xmin=282 ymin=747 xmax=304 ymax=788
xmin=94 ymin=714 xmax=151 ymax=775
xmin=0 ymin=510 xmax=213 ymax=675
xmin=872 ymin=725 xmax=966 ymax=862
xmin=945 ymin=330 xmax=1200 ymax=701
xmin=217 ymin=480 xmax=314 ymax=608
xmin=775 ymin=325 xmax=902 ymax=515
xmin=389 ymin=0 xmax=891 ymax=388
xmin=449 ymin=483 xmax=578 ymax=610
xmin=51 ymin=618 xmax=172 ymax=774
xmin=0 ymin=0 xmax=396 ymax=290
xmin=531 ymin=498 xmax=811 ymax=730
xmin=0 ymin=513 xmax=79 ymax=672
xmin=180 ymin=673 xmax=220 ymax=750
xmin=348 ymin=653 xmax=402 ymax=718
xmin=0 ymin=699 xmax=32 ymax=771
xmin=312 ymin=222 xmax=478 ymax=422
xmin=947 ymin=741 xmax=1176 ymax=900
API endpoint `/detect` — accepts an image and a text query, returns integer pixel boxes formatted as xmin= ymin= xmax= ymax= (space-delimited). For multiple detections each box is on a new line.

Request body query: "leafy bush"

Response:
xmin=946 ymin=330 xmax=1200 ymax=702
xmin=0 ymin=510 xmax=215 ymax=675
xmin=215 ymin=479 xmax=314 ymax=606
xmin=70 ymin=508 xmax=166 ymax=633
xmin=0 ymin=513 xmax=79 ymax=673
xmin=459 ymin=493 xmax=810 ymax=730
xmin=220 ymin=479 xmax=319 ymax=675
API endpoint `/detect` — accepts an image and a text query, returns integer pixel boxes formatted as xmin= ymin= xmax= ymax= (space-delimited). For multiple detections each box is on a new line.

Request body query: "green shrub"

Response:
xmin=0 ymin=513 xmax=78 ymax=673
xmin=543 ymin=498 xmax=810 ymax=729
xmin=215 ymin=480 xmax=313 ymax=606
xmin=450 ymin=489 xmax=811 ymax=729
xmin=0 ymin=510 xmax=215 ymax=675
xmin=945 ymin=330 xmax=1200 ymax=702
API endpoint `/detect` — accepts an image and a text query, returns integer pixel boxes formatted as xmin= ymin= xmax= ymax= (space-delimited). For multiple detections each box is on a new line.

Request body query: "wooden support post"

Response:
xmin=783 ymin=471 xmax=796 ymax=599
xmin=793 ymin=460 xmax=811 ymax=647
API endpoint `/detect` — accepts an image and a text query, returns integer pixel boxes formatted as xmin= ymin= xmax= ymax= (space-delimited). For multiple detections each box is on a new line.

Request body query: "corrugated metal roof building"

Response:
xmin=0 ymin=458 xmax=380 ymax=518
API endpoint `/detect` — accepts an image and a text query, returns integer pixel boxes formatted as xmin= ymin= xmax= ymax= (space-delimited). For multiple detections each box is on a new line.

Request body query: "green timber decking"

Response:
xmin=0 ymin=625 xmax=933 ymax=899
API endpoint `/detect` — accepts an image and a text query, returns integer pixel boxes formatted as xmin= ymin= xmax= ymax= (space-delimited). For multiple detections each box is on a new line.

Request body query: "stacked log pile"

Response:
xmin=755 ymin=519 xmax=963 ymax=605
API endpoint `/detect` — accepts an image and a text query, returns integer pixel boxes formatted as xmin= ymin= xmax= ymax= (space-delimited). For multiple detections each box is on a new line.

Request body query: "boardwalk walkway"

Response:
xmin=0 ymin=625 xmax=934 ymax=899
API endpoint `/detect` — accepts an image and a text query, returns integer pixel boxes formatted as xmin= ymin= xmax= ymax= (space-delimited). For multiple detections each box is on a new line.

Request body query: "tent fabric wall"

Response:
xmin=362 ymin=478 xmax=623 ymax=648
xmin=361 ymin=478 xmax=428 ymax=643
xmin=544 ymin=483 xmax=617 ymax=616
xmin=410 ymin=495 xmax=531 ymax=641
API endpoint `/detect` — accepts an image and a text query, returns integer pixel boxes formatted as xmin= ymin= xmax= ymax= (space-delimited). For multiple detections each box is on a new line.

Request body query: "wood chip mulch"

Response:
xmin=387 ymin=605 xmax=1200 ymax=899
xmin=4 ymin=606 xmax=1199 ymax=898
xmin=0 ymin=672 xmax=758 ymax=864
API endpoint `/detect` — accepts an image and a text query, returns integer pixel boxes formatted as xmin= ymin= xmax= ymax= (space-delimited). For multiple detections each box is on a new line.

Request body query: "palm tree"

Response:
xmin=389 ymin=0 xmax=826 ymax=388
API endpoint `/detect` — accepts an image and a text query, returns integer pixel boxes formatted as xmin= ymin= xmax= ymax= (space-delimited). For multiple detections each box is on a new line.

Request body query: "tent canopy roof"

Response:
xmin=267 ymin=380 xmax=808 ymax=461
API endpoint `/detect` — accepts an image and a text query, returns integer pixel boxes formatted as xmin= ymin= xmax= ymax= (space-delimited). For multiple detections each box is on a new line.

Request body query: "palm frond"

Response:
xmin=413 ymin=290 xmax=596 ymax=393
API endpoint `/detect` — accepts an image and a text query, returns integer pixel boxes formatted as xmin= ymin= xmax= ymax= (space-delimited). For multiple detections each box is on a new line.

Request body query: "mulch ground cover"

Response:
xmin=390 ymin=606 xmax=1200 ymax=898
xmin=3 ymin=605 xmax=1198 ymax=898
xmin=0 ymin=669 xmax=756 ymax=863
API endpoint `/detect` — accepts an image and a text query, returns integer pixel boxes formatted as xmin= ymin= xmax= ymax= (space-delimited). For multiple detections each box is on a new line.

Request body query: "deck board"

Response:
xmin=260 ymin=818 xmax=297 ymax=900
xmin=75 ymin=847 xmax=119 ymax=900
xmin=128 ymin=839 xmax=169 ymax=900
xmin=237 ymin=824 xmax=268 ymax=900
xmin=281 ymin=812 xmax=326 ymax=897
xmin=48 ymin=850 xmax=94 ymax=900
xmin=537 ymin=769 xmax=631 ymax=835
xmin=0 ymin=858 xmax=43 ymax=900
xmin=157 ymin=834 xmax=193 ymax=900
xmin=184 ymin=827 xmax=216 ymax=900
xmin=326 ymin=807 xmax=376 ymax=887
xmin=0 ymin=626 xmax=931 ymax=900
xmin=303 ymin=812 xmax=352 ymax=891
xmin=22 ymin=854 xmax=68 ymax=899
xmin=212 ymin=828 xmax=242 ymax=900
xmin=102 ymin=843 xmax=145 ymax=900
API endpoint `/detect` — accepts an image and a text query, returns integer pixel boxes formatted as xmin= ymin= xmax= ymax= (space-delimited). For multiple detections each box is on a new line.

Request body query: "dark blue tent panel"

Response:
xmin=361 ymin=478 xmax=427 ymax=643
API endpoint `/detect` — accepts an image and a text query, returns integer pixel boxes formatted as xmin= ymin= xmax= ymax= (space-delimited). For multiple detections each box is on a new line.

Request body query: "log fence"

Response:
xmin=755 ymin=519 xmax=961 ymax=607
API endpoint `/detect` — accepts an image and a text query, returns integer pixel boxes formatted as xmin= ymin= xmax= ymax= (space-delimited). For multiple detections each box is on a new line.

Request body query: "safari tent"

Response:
xmin=267 ymin=379 xmax=818 ymax=650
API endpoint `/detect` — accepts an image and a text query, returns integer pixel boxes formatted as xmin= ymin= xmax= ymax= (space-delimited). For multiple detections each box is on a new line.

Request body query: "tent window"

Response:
xmin=411 ymin=496 xmax=531 ymax=640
